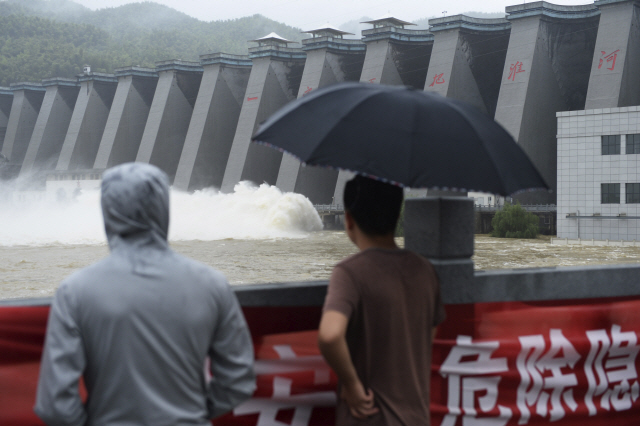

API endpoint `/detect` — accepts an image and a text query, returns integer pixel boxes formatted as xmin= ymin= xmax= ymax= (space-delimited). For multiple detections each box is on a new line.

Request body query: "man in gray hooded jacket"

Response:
xmin=34 ymin=162 xmax=256 ymax=426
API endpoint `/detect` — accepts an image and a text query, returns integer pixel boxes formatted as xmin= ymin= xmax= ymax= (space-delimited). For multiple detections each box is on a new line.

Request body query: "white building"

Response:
xmin=556 ymin=106 xmax=640 ymax=243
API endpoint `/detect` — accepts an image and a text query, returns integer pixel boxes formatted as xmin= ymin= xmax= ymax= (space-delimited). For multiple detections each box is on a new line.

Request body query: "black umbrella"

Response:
xmin=252 ymin=82 xmax=549 ymax=196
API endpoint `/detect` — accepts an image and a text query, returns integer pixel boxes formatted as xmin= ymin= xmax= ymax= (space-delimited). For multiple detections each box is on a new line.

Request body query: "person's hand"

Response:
xmin=340 ymin=381 xmax=379 ymax=419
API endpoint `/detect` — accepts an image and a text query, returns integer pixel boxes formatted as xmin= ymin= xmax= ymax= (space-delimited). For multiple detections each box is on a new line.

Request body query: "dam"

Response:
xmin=1 ymin=1 xmax=640 ymax=241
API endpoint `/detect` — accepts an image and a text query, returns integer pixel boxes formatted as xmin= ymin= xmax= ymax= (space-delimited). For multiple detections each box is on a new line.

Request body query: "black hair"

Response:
xmin=343 ymin=175 xmax=403 ymax=236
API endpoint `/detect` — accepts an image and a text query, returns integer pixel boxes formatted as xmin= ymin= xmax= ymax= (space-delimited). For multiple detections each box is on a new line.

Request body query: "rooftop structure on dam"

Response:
xmin=55 ymin=72 xmax=118 ymax=171
xmin=425 ymin=15 xmax=511 ymax=117
xmin=93 ymin=66 xmax=159 ymax=171
xmin=174 ymin=53 xmax=252 ymax=191
xmin=359 ymin=16 xmax=433 ymax=88
xmin=2 ymin=83 xmax=46 ymax=175
xmin=136 ymin=60 xmax=203 ymax=182
xmin=329 ymin=16 xmax=435 ymax=203
xmin=20 ymin=78 xmax=80 ymax=179
xmin=220 ymin=34 xmax=306 ymax=193
xmin=275 ymin=26 xmax=366 ymax=204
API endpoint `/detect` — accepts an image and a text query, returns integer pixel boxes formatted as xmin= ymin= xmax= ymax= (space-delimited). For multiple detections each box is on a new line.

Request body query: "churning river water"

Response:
xmin=3 ymin=183 xmax=640 ymax=300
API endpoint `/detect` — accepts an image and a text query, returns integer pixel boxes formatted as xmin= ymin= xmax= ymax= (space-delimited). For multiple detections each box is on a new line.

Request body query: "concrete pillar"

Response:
xmin=20 ymin=78 xmax=79 ymax=178
xmin=0 ymin=88 xmax=12 ymax=149
xmin=275 ymin=32 xmax=366 ymax=204
xmin=585 ymin=0 xmax=640 ymax=109
xmin=425 ymin=15 xmax=511 ymax=117
xmin=136 ymin=60 xmax=203 ymax=181
xmin=173 ymin=54 xmax=251 ymax=191
xmin=494 ymin=3 xmax=599 ymax=204
xmin=220 ymin=38 xmax=306 ymax=192
xmin=333 ymin=18 xmax=434 ymax=206
xmin=1 ymin=83 xmax=46 ymax=171
xmin=56 ymin=73 xmax=118 ymax=171
xmin=93 ymin=67 xmax=158 ymax=170
xmin=404 ymin=197 xmax=475 ymax=294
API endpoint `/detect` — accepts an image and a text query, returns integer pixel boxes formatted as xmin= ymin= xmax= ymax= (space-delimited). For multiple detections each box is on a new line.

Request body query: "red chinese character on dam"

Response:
xmin=598 ymin=50 xmax=619 ymax=71
xmin=303 ymin=86 xmax=313 ymax=95
xmin=428 ymin=73 xmax=445 ymax=87
xmin=508 ymin=61 xmax=525 ymax=81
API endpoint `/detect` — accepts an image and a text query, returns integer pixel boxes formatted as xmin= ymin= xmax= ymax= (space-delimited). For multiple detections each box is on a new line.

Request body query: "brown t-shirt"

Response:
xmin=323 ymin=248 xmax=445 ymax=426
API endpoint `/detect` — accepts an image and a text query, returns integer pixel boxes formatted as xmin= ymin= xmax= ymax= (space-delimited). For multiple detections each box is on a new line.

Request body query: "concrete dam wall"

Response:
xmin=1 ymin=1 xmax=640 ymax=205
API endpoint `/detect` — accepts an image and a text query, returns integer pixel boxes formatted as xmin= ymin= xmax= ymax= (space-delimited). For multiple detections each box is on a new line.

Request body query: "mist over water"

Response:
xmin=0 ymin=181 xmax=323 ymax=246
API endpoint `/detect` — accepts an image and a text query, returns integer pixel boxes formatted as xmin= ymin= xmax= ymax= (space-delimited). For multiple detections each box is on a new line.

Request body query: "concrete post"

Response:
xmin=56 ymin=73 xmax=118 ymax=171
xmin=0 ymin=88 xmax=12 ymax=149
xmin=20 ymin=78 xmax=79 ymax=178
xmin=275 ymin=33 xmax=365 ymax=204
xmin=404 ymin=197 xmax=475 ymax=297
xmin=332 ymin=20 xmax=434 ymax=205
xmin=494 ymin=3 xmax=599 ymax=204
xmin=93 ymin=67 xmax=158 ymax=170
xmin=2 ymin=83 xmax=46 ymax=170
xmin=425 ymin=15 xmax=511 ymax=117
xmin=220 ymin=39 xmax=306 ymax=192
xmin=173 ymin=54 xmax=252 ymax=191
xmin=136 ymin=60 xmax=203 ymax=181
xmin=585 ymin=0 xmax=640 ymax=109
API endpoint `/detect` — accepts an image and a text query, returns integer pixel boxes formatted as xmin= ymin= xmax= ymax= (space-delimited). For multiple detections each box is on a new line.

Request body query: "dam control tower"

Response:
xmin=135 ymin=60 xmax=203 ymax=182
xmin=424 ymin=15 xmax=511 ymax=117
xmin=1 ymin=82 xmax=46 ymax=177
xmin=20 ymin=78 xmax=80 ymax=179
xmin=220 ymin=33 xmax=306 ymax=193
xmin=173 ymin=53 xmax=252 ymax=191
xmin=55 ymin=72 xmax=118 ymax=171
xmin=275 ymin=26 xmax=366 ymax=204
xmin=93 ymin=66 xmax=159 ymax=171
xmin=494 ymin=2 xmax=600 ymax=204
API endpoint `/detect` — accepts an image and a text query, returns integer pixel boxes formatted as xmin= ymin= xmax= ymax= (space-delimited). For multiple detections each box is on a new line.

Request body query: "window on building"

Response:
xmin=626 ymin=134 xmax=640 ymax=154
xmin=626 ymin=183 xmax=640 ymax=204
xmin=602 ymin=135 xmax=621 ymax=155
xmin=601 ymin=183 xmax=620 ymax=204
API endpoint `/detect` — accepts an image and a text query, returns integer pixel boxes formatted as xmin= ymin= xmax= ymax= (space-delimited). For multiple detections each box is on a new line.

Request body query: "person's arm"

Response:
xmin=34 ymin=283 xmax=87 ymax=426
xmin=318 ymin=310 xmax=379 ymax=419
xmin=206 ymin=284 xmax=256 ymax=418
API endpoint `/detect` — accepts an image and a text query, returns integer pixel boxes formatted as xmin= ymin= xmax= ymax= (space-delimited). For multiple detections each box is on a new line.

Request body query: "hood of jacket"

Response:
xmin=101 ymin=162 xmax=170 ymax=253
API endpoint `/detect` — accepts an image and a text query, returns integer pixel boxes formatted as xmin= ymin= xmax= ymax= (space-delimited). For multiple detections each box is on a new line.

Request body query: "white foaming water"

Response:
xmin=0 ymin=181 xmax=323 ymax=246
xmin=170 ymin=182 xmax=323 ymax=241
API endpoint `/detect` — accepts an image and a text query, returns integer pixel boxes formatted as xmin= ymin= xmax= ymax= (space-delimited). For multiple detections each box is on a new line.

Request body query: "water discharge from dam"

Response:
xmin=0 ymin=181 xmax=323 ymax=246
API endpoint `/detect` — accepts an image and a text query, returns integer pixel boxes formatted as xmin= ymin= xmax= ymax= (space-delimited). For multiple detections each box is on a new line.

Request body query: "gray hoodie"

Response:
xmin=35 ymin=163 xmax=256 ymax=426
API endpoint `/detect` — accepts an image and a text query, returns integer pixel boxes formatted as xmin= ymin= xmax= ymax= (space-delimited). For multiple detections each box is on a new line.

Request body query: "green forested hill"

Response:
xmin=0 ymin=0 xmax=303 ymax=86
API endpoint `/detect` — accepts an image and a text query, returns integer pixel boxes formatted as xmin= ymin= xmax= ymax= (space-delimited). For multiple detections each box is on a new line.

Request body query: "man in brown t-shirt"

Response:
xmin=318 ymin=175 xmax=446 ymax=426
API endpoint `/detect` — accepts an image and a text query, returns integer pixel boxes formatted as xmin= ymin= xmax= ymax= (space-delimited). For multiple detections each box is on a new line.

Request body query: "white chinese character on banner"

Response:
xmin=440 ymin=335 xmax=512 ymax=426
xmin=516 ymin=329 xmax=580 ymax=424
xmin=585 ymin=324 xmax=640 ymax=415
xmin=233 ymin=344 xmax=336 ymax=426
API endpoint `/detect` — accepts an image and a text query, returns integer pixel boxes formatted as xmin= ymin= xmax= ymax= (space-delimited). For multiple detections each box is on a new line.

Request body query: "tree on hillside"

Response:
xmin=0 ymin=2 xmax=303 ymax=85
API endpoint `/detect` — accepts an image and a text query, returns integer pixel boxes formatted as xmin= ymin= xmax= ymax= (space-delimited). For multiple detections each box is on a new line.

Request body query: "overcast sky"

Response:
xmin=74 ymin=0 xmax=596 ymax=28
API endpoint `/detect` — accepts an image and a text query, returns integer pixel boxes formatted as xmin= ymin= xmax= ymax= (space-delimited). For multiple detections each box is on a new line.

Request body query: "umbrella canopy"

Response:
xmin=252 ymin=82 xmax=549 ymax=196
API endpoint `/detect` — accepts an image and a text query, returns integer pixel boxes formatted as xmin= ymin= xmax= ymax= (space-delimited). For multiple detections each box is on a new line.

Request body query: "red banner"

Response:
xmin=432 ymin=298 xmax=640 ymax=425
xmin=2 ymin=299 xmax=640 ymax=425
